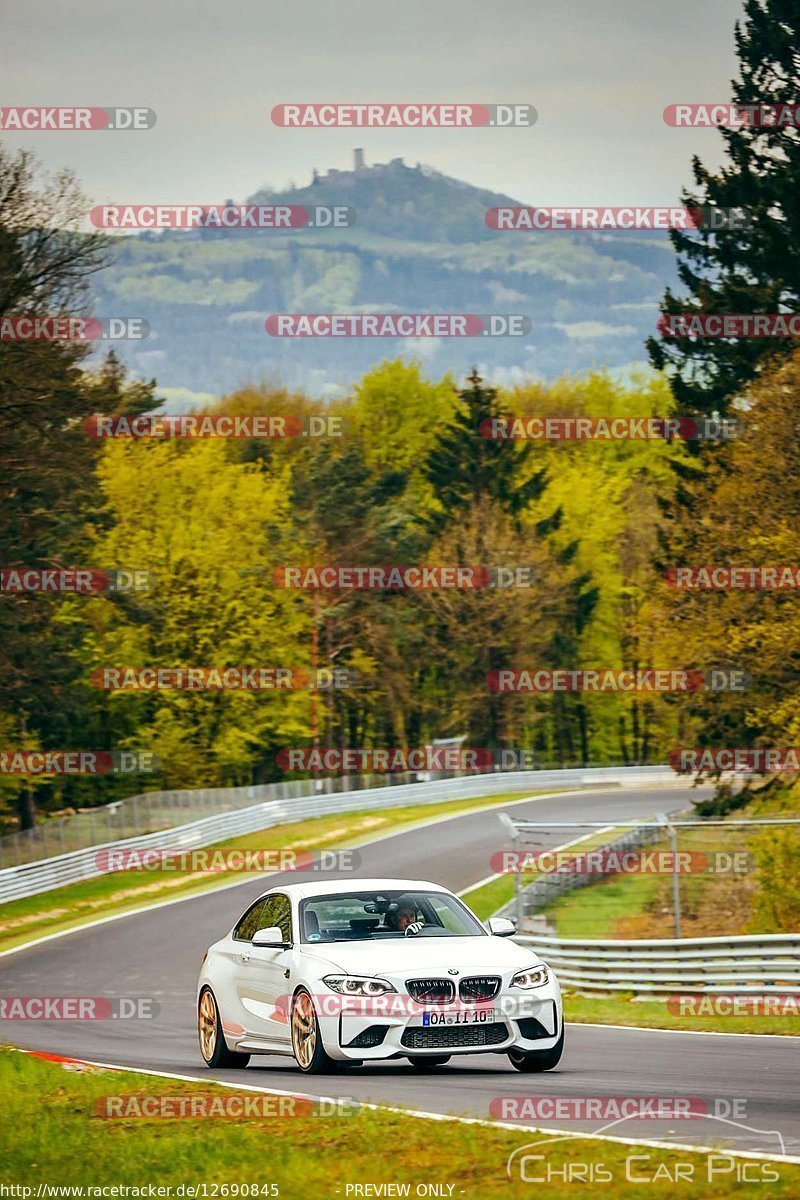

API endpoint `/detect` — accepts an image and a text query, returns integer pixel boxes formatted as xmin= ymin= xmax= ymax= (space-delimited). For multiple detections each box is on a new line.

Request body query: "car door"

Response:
xmin=236 ymin=892 xmax=294 ymax=1047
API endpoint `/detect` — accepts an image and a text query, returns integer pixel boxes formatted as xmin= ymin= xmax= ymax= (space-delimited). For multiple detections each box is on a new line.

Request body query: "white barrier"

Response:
xmin=515 ymin=932 xmax=800 ymax=995
xmin=0 ymin=766 xmax=680 ymax=903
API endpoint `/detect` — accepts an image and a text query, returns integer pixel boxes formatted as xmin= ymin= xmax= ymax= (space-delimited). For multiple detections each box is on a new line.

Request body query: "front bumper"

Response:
xmin=318 ymin=982 xmax=562 ymax=1061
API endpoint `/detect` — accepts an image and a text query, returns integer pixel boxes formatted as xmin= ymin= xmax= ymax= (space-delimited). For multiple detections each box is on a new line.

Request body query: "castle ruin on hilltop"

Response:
xmin=311 ymin=149 xmax=427 ymax=184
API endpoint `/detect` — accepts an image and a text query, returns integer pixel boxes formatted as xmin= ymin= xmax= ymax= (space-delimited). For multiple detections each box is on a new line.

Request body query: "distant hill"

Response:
xmin=91 ymin=152 xmax=677 ymax=400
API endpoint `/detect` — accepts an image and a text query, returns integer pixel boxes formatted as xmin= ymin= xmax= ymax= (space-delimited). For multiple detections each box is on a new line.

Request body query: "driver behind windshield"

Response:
xmin=384 ymin=899 xmax=418 ymax=932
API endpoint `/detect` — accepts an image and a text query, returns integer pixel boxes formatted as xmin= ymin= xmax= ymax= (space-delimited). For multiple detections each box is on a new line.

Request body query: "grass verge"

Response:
xmin=0 ymin=1048 xmax=796 ymax=1197
xmin=563 ymin=992 xmax=800 ymax=1036
xmin=539 ymin=806 xmax=800 ymax=941
xmin=462 ymin=824 xmax=621 ymax=920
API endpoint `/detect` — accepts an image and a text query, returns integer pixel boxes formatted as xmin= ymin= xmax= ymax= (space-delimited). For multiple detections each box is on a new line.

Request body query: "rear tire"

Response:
xmin=291 ymin=988 xmax=337 ymax=1074
xmin=198 ymin=987 xmax=250 ymax=1069
xmin=508 ymin=1027 xmax=564 ymax=1073
xmin=408 ymin=1055 xmax=451 ymax=1070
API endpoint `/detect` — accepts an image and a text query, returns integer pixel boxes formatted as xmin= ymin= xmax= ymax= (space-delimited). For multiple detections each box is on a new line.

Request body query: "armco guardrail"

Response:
xmin=515 ymin=933 xmax=800 ymax=995
xmin=0 ymin=766 xmax=681 ymax=903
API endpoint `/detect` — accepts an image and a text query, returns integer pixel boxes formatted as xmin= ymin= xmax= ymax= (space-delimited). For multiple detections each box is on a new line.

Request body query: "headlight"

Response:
xmin=323 ymin=975 xmax=397 ymax=996
xmin=511 ymin=965 xmax=549 ymax=989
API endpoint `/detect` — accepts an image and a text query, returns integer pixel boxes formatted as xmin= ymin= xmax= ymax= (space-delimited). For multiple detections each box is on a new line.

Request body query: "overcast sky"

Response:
xmin=4 ymin=0 xmax=745 ymax=210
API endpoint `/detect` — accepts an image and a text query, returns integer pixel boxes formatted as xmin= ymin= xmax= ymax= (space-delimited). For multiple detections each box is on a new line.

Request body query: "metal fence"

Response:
xmin=499 ymin=812 xmax=800 ymax=937
xmin=0 ymin=775 xmax=393 ymax=869
xmin=516 ymin=932 xmax=800 ymax=995
xmin=0 ymin=765 xmax=681 ymax=904
xmin=495 ymin=823 xmax=665 ymax=923
xmin=0 ymin=759 xmax=679 ymax=870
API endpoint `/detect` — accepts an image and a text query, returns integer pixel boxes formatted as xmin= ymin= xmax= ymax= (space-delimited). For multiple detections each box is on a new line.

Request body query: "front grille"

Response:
xmin=459 ymin=975 xmax=501 ymax=1002
xmin=344 ymin=1025 xmax=388 ymax=1049
xmin=406 ymin=978 xmax=455 ymax=1005
xmin=401 ymin=1022 xmax=508 ymax=1050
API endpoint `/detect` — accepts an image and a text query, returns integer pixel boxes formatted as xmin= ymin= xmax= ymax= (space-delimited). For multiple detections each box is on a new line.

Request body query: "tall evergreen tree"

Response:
xmin=648 ymin=0 xmax=800 ymax=421
xmin=424 ymin=369 xmax=547 ymax=528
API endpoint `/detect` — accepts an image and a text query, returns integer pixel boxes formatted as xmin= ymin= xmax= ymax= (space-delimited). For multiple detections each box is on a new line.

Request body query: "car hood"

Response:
xmin=316 ymin=935 xmax=541 ymax=977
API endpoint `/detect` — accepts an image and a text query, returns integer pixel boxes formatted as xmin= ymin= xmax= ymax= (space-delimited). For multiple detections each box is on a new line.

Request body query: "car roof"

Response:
xmin=251 ymin=878 xmax=450 ymax=902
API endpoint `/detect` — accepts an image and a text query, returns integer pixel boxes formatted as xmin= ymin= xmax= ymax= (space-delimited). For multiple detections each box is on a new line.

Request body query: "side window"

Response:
xmin=260 ymin=893 xmax=293 ymax=943
xmin=233 ymin=899 xmax=266 ymax=942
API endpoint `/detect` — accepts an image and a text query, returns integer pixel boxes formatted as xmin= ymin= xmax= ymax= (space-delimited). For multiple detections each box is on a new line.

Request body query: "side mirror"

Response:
xmin=252 ymin=926 xmax=287 ymax=947
xmin=487 ymin=916 xmax=516 ymax=937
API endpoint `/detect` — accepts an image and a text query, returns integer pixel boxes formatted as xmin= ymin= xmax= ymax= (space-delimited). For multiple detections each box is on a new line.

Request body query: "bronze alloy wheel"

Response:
xmin=198 ymin=988 xmax=217 ymax=1061
xmin=197 ymin=987 xmax=250 ymax=1069
xmin=290 ymin=988 xmax=339 ymax=1073
xmin=291 ymin=990 xmax=317 ymax=1068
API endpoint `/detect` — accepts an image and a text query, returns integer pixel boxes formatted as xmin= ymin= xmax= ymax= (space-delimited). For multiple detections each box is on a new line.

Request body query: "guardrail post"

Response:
xmin=660 ymin=811 xmax=681 ymax=938
xmin=497 ymin=812 xmax=523 ymax=927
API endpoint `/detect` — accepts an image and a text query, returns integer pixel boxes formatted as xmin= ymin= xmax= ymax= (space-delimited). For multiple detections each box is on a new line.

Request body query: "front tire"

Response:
xmin=291 ymin=988 xmax=337 ymax=1074
xmin=408 ymin=1055 xmax=451 ymax=1070
xmin=198 ymin=987 xmax=250 ymax=1069
xmin=508 ymin=1027 xmax=564 ymax=1073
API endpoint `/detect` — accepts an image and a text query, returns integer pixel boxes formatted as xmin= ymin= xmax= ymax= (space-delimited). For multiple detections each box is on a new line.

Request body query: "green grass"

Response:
xmin=564 ymin=992 xmax=800 ymax=1036
xmin=461 ymin=825 xmax=623 ymax=920
xmin=0 ymin=791 xmax=545 ymax=954
xmin=463 ymin=873 xmax=518 ymax=919
xmin=0 ymin=1048 xmax=795 ymax=1196
xmin=540 ymin=816 xmax=800 ymax=941
xmin=545 ymin=872 xmax=663 ymax=938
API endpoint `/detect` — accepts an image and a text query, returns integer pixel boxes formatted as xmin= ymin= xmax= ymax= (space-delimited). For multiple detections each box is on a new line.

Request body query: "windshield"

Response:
xmin=298 ymin=889 xmax=486 ymax=944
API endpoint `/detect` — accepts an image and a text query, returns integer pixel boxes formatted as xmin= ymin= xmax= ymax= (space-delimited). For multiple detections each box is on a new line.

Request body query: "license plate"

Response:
xmin=419 ymin=1007 xmax=498 ymax=1027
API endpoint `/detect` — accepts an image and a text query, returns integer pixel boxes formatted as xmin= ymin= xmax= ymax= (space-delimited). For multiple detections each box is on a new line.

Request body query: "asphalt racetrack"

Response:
xmin=2 ymin=785 xmax=798 ymax=1159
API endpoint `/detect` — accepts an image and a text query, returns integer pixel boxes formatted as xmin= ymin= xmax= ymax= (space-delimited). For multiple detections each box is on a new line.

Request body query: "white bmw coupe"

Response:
xmin=197 ymin=877 xmax=563 ymax=1073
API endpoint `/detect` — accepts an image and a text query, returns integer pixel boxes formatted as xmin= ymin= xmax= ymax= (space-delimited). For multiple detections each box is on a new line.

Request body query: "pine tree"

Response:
xmin=424 ymin=368 xmax=546 ymax=526
xmin=648 ymin=0 xmax=800 ymax=420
